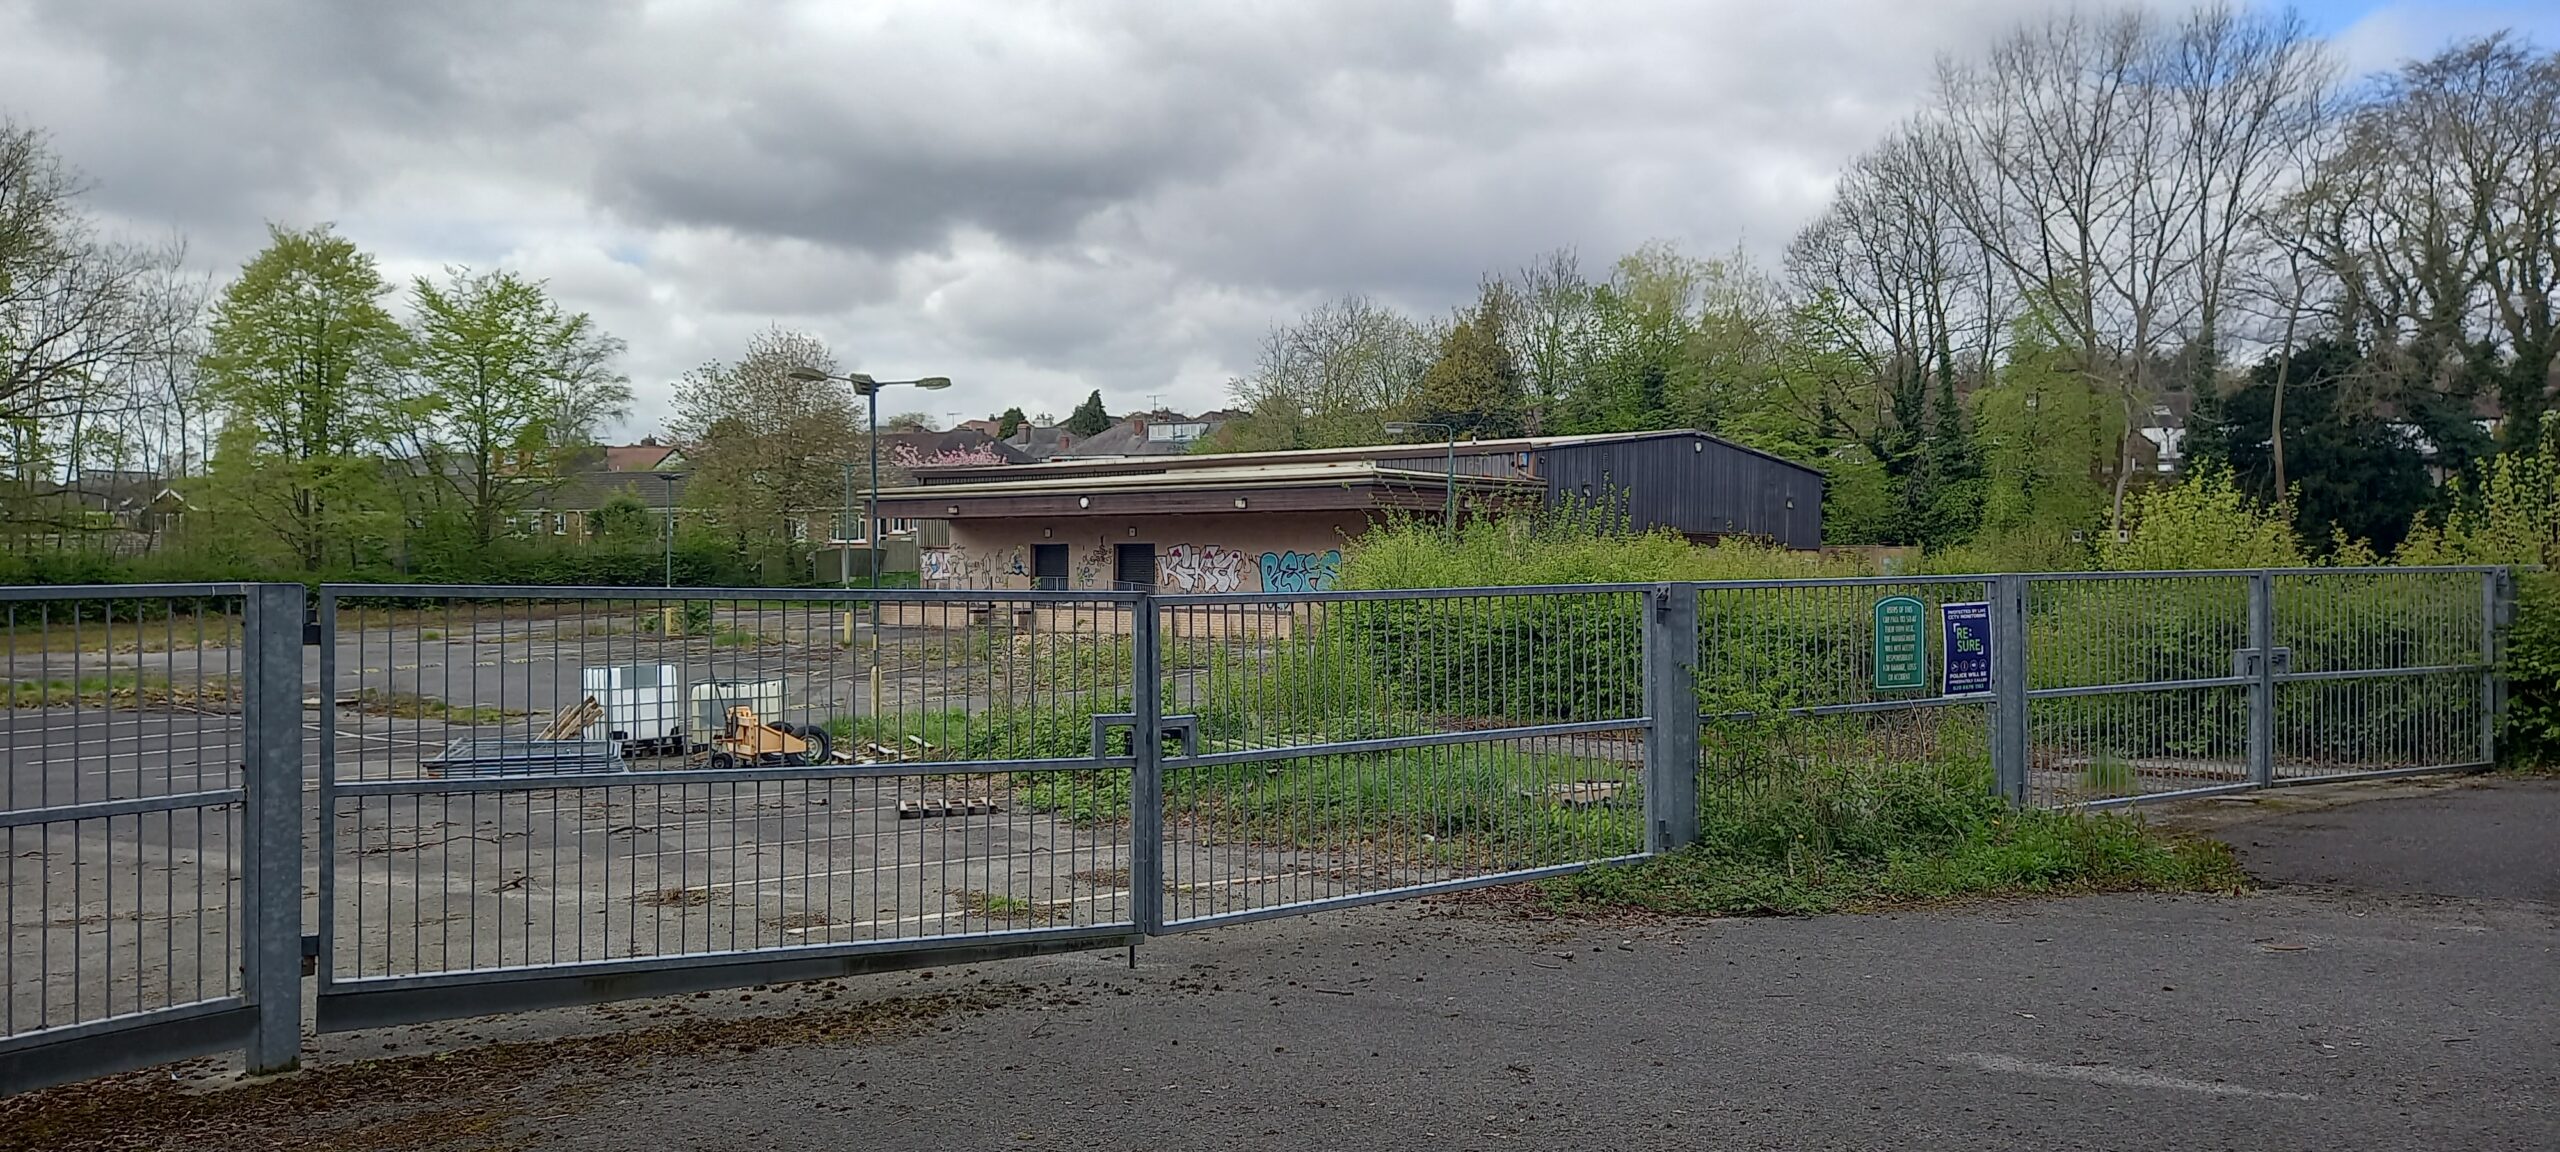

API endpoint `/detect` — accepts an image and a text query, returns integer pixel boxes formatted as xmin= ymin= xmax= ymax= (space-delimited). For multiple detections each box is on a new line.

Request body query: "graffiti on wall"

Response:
xmin=1162 ymin=543 xmax=1245 ymax=593
xmin=1258 ymin=549 xmax=1343 ymax=593
xmin=920 ymin=548 xmax=960 ymax=583
xmin=1076 ymin=542 xmax=1108 ymax=588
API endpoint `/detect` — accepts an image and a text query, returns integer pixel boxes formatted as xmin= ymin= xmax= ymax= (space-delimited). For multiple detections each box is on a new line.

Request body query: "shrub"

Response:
xmin=2504 ymin=572 xmax=2560 ymax=767
xmin=2101 ymin=467 xmax=2304 ymax=572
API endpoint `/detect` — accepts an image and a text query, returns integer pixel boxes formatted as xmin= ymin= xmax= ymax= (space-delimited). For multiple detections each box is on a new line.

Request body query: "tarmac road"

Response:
xmin=6 ymin=775 xmax=2548 ymax=1151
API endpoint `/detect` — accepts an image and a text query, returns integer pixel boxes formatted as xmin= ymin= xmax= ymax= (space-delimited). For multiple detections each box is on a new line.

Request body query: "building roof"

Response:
xmin=1002 ymin=424 xmax=1078 ymax=461
xmin=533 ymin=471 xmax=685 ymax=511
xmin=910 ymin=427 xmax=1818 ymax=482
xmin=878 ymin=460 xmax=1537 ymax=519
xmin=601 ymin=442 xmax=682 ymax=472
xmin=877 ymin=429 xmax=1031 ymax=466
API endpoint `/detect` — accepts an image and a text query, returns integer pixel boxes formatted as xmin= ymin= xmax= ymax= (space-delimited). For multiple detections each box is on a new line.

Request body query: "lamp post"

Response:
xmin=784 ymin=367 xmax=954 ymax=590
xmin=787 ymin=367 xmax=952 ymax=718
xmin=1383 ymin=421 xmax=1457 ymax=534
xmin=838 ymin=461 xmax=858 ymax=589
xmin=653 ymin=472 xmax=683 ymax=587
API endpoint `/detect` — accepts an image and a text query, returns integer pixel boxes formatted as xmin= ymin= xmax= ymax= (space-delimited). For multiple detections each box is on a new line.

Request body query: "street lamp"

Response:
xmin=652 ymin=472 xmax=683 ymax=587
xmin=1383 ymin=421 xmax=1457 ymax=534
xmin=787 ymin=366 xmax=952 ymax=721
xmin=784 ymin=367 xmax=953 ymax=592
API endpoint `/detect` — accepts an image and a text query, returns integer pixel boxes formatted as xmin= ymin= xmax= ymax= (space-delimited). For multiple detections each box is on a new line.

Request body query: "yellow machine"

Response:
xmin=705 ymin=705 xmax=834 ymax=769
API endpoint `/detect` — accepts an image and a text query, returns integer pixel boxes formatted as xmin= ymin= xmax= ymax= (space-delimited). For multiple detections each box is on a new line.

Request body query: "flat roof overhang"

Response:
xmin=876 ymin=465 xmax=1538 ymax=520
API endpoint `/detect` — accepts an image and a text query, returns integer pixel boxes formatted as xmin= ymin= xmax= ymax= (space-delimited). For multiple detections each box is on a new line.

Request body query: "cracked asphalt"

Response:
xmin=7 ymin=776 xmax=2553 ymax=1151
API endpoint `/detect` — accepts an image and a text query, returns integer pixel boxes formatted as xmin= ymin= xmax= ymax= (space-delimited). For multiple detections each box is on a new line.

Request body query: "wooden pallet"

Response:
xmin=898 ymin=796 xmax=1005 ymax=819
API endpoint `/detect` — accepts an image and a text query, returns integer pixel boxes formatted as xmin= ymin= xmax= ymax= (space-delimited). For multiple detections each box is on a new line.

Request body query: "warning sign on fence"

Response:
xmin=1942 ymin=600 xmax=1992 ymax=696
xmin=1873 ymin=595 xmax=1926 ymax=690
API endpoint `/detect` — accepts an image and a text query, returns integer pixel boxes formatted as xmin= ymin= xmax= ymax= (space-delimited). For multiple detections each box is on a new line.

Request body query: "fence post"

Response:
xmin=2484 ymin=567 xmax=2512 ymax=765
xmin=1643 ymin=583 xmax=1700 ymax=854
xmin=240 ymin=583 xmax=306 ymax=1074
xmin=2247 ymin=572 xmax=2275 ymax=787
xmin=1127 ymin=594 xmax=1164 ymax=935
xmin=1991 ymin=575 xmax=2029 ymax=806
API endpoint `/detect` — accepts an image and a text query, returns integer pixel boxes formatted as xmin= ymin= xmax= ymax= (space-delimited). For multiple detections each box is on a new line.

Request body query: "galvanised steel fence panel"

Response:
xmin=0 ymin=564 xmax=2520 ymax=1094
xmin=0 ymin=583 xmax=302 ymax=1094
xmin=2019 ymin=572 xmax=2258 ymax=807
xmin=1148 ymin=586 xmax=1656 ymax=930
xmin=1689 ymin=576 xmax=2002 ymax=824
xmin=313 ymin=585 xmax=1147 ymax=1030
xmin=2267 ymin=568 xmax=2497 ymax=783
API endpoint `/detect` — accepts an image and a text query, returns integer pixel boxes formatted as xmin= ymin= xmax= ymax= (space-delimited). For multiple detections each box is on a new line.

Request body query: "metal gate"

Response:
xmin=311 ymin=584 xmax=1145 ymax=1030
xmin=0 ymin=565 xmax=2519 ymax=1092
xmin=0 ymin=584 xmax=301 ymax=1094
xmin=1146 ymin=585 xmax=1667 ymax=930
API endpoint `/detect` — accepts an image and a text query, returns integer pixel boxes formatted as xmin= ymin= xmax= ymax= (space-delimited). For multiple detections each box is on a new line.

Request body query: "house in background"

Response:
xmin=880 ymin=428 xmax=1823 ymax=593
xmin=1052 ymin=410 xmax=1233 ymax=459
xmin=598 ymin=437 xmax=686 ymax=472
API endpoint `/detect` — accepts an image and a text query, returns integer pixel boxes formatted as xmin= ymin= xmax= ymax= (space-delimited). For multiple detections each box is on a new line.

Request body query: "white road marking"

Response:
xmin=1947 ymin=1053 xmax=2316 ymax=1101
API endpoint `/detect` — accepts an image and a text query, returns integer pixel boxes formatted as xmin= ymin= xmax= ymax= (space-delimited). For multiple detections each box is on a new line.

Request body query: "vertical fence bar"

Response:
xmin=240 ymin=583 xmax=305 ymax=1074
xmin=314 ymin=591 xmax=337 ymax=991
xmin=1643 ymin=583 xmax=1699 ymax=853
xmin=1991 ymin=575 xmax=2029 ymax=805
xmin=2483 ymin=567 xmax=2510 ymax=765
xmin=2248 ymin=572 xmax=2275 ymax=787
xmin=1127 ymin=594 xmax=1164 ymax=936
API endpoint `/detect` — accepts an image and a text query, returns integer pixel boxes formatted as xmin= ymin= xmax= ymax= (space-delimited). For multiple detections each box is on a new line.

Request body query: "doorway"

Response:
xmin=1114 ymin=542 xmax=1156 ymax=590
xmin=1032 ymin=543 xmax=1069 ymax=591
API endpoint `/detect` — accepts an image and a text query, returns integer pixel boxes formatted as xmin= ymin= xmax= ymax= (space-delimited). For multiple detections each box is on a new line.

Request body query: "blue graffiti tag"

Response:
xmin=1258 ymin=549 xmax=1343 ymax=593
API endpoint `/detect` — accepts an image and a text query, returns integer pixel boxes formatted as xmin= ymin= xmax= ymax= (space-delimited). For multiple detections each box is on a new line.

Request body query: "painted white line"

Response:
xmin=1947 ymin=1054 xmax=2316 ymax=1101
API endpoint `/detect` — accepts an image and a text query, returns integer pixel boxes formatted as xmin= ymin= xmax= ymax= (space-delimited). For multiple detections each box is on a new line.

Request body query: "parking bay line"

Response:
xmin=1946 ymin=1053 xmax=2316 ymax=1101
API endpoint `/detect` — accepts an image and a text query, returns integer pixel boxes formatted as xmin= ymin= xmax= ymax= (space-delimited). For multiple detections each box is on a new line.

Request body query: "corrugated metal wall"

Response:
xmin=1533 ymin=433 xmax=1822 ymax=548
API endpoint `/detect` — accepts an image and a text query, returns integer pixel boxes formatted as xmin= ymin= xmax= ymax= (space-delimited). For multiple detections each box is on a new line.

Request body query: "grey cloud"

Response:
xmin=5 ymin=0 xmax=2515 ymax=427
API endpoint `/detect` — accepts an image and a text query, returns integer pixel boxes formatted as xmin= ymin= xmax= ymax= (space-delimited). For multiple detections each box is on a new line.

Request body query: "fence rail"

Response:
xmin=0 ymin=566 xmax=2514 ymax=1094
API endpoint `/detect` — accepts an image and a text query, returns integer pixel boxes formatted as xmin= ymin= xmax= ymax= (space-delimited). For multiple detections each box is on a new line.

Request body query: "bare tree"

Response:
xmin=670 ymin=327 xmax=860 ymax=545
xmin=1224 ymin=295 xmax=1433 ymax=448
xmin=1499 ymin=249 xmax=1594 ymax=434
xmin=2293 ymin=34 xmax=2559 ymax=452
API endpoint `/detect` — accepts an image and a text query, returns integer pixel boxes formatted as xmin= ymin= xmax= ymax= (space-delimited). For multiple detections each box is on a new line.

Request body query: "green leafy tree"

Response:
xmin=1064 ymin=390 xmax=1112 ymax=436
xmin=1974 ymin=314 xmax=2117 ymax=544
xmin=1411 ymin=285 xmax=1526 ymax=436
xmin=200 ymin=224 xmax=412 ymax=571
xmin=995 ymin=406 xmax=1028 ymax=438
xmin=587 ymin=490 xmax=657 ymax=546
xmin=2186 ymin=339 xmax=2436 ymax=554
xmin=406 ymin=267 xmax=628 ymax=548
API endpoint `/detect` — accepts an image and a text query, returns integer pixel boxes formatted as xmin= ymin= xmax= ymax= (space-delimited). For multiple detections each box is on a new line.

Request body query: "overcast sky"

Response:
xmin=3 ymin=1 xmax=2554 ymax=436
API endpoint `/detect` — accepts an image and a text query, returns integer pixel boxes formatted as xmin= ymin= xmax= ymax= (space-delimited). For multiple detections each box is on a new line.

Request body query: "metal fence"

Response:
xmin=0 ymin=566 xmax=2513 ymax=1094
xmin=0 ymin=583 xmax=299 ymax=1096
xmin=313 ymin=586 xmax=1148 ymax=1030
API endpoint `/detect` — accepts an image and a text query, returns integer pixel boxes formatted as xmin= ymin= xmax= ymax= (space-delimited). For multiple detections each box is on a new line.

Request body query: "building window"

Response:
xmin=552 ymin=512 xmax=568 ymax=535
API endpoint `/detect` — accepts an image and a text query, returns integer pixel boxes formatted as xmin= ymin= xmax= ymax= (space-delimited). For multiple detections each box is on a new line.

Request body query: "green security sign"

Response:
xmin=1873 ymin=595 xmax=1927 ymax=690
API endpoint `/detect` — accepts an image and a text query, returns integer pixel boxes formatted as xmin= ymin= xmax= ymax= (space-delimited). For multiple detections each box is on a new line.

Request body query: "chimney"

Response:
xmin=1130 ymin=415 xmax=1147 ymax=439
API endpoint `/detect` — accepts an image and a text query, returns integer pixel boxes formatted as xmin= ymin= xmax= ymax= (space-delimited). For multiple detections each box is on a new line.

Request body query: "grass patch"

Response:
xmin=1165 ymin=745 xmax=1645 ymax=868
xmin=950 ymin=889 xmax=1043 ymax=920
xmin=1540 ymin=758 xmax=2244 ymax=917
xmin=5 ymin=672 xmax=240 ymax=711
xmin=350 ymin=688 xmax=524 ymax=726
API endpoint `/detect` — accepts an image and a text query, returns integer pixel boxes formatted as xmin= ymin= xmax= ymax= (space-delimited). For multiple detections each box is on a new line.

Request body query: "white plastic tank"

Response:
xmin=580 ymin=664 xmax=685 ymax=753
